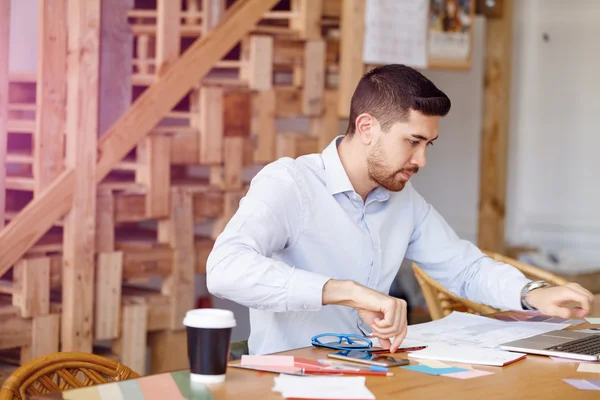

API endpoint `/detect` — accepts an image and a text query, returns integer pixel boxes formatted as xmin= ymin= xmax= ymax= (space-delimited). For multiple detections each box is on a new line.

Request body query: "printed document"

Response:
xmin=404 ymin=312 xmax=570 ymax=349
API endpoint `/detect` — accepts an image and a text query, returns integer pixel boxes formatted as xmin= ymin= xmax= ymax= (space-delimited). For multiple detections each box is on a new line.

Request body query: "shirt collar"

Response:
xmin=322 ymin=136 xmax=355 ymax=195
xmin=322 ymin=136 xmax=391 ymax=203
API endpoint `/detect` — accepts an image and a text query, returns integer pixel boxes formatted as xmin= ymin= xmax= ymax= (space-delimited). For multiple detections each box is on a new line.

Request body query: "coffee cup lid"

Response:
xmin=183 ymin=308 xmax=236 ymax=329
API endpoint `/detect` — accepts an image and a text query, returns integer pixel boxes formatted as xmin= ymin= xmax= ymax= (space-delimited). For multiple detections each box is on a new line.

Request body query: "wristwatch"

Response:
xmin=520 ymin=280 xmax=552 ymax=311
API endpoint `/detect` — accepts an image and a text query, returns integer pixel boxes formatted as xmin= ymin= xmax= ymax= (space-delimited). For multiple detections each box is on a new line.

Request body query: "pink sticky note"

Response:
xmin=443 ymin=369 xmax=495 ymax=379
xmin=241 ymin=355 xmax=295 ymax=367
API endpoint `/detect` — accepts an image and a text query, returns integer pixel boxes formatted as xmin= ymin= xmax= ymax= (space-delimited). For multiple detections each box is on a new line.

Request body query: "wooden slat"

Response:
xmin=196 ymin=86 xmax=224 ymax=164
xmin=96 ymin=188 xmax=115 ymax=252
xmin=274 ymin=85 xmax=302 ymax=118
xmin=0 ymin=0 xmax=9 ymax=229
xmin=94 ymin=252 xmax=123 ymax=341
xmin=291 ymin=0 xmax=323 ymax=40
xmin=0 ymin=306 xmax=32 ymax=350
xmin=6 ymin=150 xmax=33 ymax=164
xmin=277 ymin=132 xmax=318 ymax=159
xmin=242 ymin=35 xmax=273 ymax=91
xmin=211 ymin=190 xmax=245 ymax=240
xmin=135 ymin=135 xmax=171 ymax=218
xmin=322 ymin=0 xmax=341 ymax=18
xmin=61 ymin=0 xmax=100 ymax=353
xmin=302 ymin=39 xmax=326 ymax=116
xmin=6 ymin=119 xmax=35 ymax=133
xmin=122 ymin=245 xmax=172 ymax=280
xmin=34 ymin=0 xmax=67 ymax=196
xmin=5 ymin=176 xmax=34 ymax=191
xmin=20 ymin=314 xmax=60 ymax=363
xmin=148 ymin=330 xmax=188 ymax=374
xmin=201 ymin=0 xmax=225 ymax=35
xmin=0 ymin=0 xmax=279 ymax=279
xmin=312 ymin=89 xmax=339 ymax=151
xmin=156 ymin=0 xmax=180 ymax=77
xmin=12 ymin=257 xmax=50 ymax=318
xmin=337 ymin=0 xmax=365 ymax=118
xmin=114 ymin=193 xmax=146 ymax=223
xmin=158 ymin=188 xmax=196 ymax=330
xmin=477 ymin=0 xmax=513 ymax=253
xmin=223 ymin=90 xmax=251 ymax=138
xmin=252 ymin=90 xmax=276 ymax=163
xmin=115 ymin=298 xmax=148 ymax=375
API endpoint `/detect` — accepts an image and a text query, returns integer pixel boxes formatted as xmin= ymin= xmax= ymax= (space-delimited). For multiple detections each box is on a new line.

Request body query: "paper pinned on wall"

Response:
xmin=363 ymin=0 xmax=428 ymax=68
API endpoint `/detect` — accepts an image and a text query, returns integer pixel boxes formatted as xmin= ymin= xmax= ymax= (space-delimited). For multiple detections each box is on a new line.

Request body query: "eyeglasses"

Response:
xmin=311 ymin=333 xmax=373 ymax=351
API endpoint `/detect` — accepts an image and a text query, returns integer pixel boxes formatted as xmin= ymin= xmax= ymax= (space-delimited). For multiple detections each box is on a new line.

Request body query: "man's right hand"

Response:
xmin=322 ymin=279 xmax=408 ymax=353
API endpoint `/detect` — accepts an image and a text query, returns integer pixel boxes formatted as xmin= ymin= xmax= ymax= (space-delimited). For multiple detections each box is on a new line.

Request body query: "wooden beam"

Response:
xmin=135 ymin=135 xmax=171 ymax=218
xmin=156 ymin=0 xmax=181 ymax=77
xmin=94 ymin=251 xmax=123 ymax=340
xmin=99 ymin=0 xmax=133 ymax=136
xmin=477 ymin=0 xmax=513 ymax=254
xmin=113 ymin=297 xmax=148 ymax=375
xmin=12 ymin=257 xmax=51 ymax=318
xmin=34 ymin=0 xmax=67 ymax=196
xmin=311 ymin=89 xmax=340 ymax=151
xmin=302 ymin=39 xmax=326 ymax=116
xmin=158 ymin=188 xmax=196 ymax=330
xmin=291 ymin=0 xmax=323 ymax=40
xmin=0 ymin=0 xmax=279 ymax=279
xmin=338 ymin=0 xmax=365 ymax=118
xmin=96 ymin=188 xmax=115 ymax=252
xmin=241 ymin=35 xmax=273 ymax=91
xmin=0 ymin=0 xmax=9 ymax=229
xmin=0 ymin=307 xmax=32 ymax=350
xmin=61 ymin=0 xmax=100 ymax=353
xmin=20 ymin=314 xmax=60 ymax=364
xmin=194 ymin=86 xmax=224 ymax=164
xmin=252 ymin=90 xmax=276 ymax=163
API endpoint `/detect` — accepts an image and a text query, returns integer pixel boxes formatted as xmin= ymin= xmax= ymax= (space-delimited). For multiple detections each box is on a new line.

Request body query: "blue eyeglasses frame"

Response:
xmin=310 ymin=333 xmax=373 ymax=351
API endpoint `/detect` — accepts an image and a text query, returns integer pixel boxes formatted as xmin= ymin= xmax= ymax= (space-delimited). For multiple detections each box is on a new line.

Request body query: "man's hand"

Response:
xmin=322 ymin=279 xmax=408 ymax=352
xmin=526 ymin=282 xmax=595 ymax=319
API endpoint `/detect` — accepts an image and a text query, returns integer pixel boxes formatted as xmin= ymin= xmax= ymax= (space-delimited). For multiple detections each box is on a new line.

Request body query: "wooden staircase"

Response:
xmin=0 ymin=0 xmax=346 ymax=376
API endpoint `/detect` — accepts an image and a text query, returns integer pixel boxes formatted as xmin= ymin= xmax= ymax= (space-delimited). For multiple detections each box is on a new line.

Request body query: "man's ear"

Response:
xmin=355 ymin=113 xmax=375 ymax=145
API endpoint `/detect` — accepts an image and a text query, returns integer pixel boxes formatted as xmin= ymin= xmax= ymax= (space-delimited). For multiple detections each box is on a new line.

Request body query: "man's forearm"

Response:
xmin=322 ymin=279 xmax=359 ymax=307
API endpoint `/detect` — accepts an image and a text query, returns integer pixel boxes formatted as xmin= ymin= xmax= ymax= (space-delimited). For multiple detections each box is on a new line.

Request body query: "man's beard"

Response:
xmin=367 ymin=142 xmax=418 ymax=192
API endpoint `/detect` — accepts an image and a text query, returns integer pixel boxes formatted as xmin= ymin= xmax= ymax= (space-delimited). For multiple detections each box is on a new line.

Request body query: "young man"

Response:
xmin=206 ymin=64 xmax=595 ymax=355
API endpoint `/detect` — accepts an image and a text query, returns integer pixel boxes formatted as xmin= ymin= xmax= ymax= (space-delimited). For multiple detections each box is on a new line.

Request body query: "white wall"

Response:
xmin=8 ymin=0 xmax=38 ymax=73
xmin=410 ymin=16 xmax=487 ymax=245
xmin=506 ymin=0 xmax=600 ymax=269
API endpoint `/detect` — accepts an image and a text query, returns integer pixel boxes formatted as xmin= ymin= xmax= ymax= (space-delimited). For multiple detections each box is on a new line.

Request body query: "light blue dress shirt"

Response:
xmin=206 ymin=136 xmax=531 ymax=355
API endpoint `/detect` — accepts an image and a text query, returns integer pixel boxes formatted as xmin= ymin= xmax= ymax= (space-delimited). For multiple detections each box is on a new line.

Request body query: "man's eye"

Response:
xmin=427 ymin=142 xmax=435 ymax=147
xmin=408 ymin=140 xmax=419 ymax=146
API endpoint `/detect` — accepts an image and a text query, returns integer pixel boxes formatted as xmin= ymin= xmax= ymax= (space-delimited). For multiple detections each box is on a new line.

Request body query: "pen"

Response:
xmin=369 ymin=346 xmax=427 ymax=353
xmin=302 ymin=368 xmax=393 ymax=377
xmin=317 ymin=359 xmax=389 ymax=372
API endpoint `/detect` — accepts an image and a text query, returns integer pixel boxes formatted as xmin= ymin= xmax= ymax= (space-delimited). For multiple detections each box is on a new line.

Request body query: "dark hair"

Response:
xmin=346 ymin=64 xmax=451 ymax=136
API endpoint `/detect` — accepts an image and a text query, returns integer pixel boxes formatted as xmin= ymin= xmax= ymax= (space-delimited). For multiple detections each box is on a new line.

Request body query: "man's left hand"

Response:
xmin=526 ymin=282 xmax=595 ymax=319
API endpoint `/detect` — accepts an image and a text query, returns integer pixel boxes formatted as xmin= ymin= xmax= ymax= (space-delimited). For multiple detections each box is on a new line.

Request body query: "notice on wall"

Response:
xmin=363 ymin=0 xmax=429 ymax=69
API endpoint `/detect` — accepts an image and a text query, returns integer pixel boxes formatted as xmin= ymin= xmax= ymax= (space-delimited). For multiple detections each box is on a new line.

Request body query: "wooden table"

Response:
xmin=33 ymin=318 xmax=600 ymax=399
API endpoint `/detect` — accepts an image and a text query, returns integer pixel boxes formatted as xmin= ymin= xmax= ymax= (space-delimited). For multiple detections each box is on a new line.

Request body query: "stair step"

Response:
xmin=6 ymin=120 xmax=35 ymax=134
xmin=5 ymin=176 xmax=34 ymax=191
xmin=8 ymin=103 xmax=36 ymax=112
xmin=8 ymin=72 xmax=36 ymax=83
xmin=5 ymin=150 xmax=33 ymax=164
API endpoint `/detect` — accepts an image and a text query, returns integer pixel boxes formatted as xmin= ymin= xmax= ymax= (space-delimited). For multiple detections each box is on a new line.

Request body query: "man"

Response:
xmin=206 ymin=64 xmax=595 ymax=355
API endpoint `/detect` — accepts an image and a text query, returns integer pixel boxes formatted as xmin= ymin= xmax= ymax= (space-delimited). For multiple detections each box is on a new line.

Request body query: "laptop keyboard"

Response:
xmin=544 ymin=335 xmax=600 ymax=356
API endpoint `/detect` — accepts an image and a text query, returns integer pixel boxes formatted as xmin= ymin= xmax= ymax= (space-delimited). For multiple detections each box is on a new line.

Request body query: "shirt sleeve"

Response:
xmin=404 ymin=185 xmax=531 ymax=311
xmin=206 ymin=159 xmax=332 ymax=312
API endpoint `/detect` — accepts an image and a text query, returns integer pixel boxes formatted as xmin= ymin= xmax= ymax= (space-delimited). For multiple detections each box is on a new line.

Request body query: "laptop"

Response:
xmin=499 ymin=330 xmax=600 ymax=361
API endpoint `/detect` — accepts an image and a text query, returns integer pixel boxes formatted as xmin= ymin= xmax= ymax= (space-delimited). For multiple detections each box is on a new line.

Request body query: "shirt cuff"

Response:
xmin=287 ymin=268 xmax=331 ymax=312
xmin=506 ymin=276 xmax=533 ymax=311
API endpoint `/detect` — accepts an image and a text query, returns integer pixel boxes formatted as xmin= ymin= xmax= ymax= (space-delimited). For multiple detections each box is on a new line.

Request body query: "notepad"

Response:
xmin=272 ymin=374 xmax=375 ymax=399
xmin=407 ymin=344 xmax=526 ymax=367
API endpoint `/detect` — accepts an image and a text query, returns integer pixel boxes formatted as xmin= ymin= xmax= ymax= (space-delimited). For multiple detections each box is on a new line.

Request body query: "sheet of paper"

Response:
xmin=443 ymin=369 xmax=495 ymax=380
xmin=577 ymin=363 xmax=600 ymax=373
xmin=407 ymin=343 xmax=526 ymax=367
xmin=272 ymin=375 xmax=375 ymax=399
xmin=405 ymin=312 xmax=570 ymax=349
xmin=586 ymin=317 xmax=600 ymax=324
xmin=402 ymin=365 xmax=469 ymax=376
xmin=563 ymin=379 xmax=600 ymax=390
xmin=363 ymin=0 xmax=428 ymax=68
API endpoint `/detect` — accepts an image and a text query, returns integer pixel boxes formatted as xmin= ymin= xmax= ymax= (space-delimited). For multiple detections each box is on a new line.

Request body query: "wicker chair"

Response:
xmin=412 ymin=251 xmax=569 ymax=320
xmin=0 ymin=352 xmax=139 ymax=400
